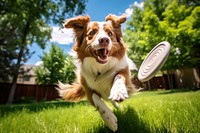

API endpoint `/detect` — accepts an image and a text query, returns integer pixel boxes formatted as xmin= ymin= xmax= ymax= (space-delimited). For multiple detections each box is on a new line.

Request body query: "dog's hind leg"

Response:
xmin=92 ymin=93 xmax=118 ymax=132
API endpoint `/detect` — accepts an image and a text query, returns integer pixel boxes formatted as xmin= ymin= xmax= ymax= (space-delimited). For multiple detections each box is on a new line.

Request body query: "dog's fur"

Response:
xmin=57 ymin=14 xmax=137 ymax=132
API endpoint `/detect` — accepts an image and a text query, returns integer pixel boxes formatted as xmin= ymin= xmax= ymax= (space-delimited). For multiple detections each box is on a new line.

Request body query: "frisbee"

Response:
xmin=138 ymin=41 xmax=171 ymax=82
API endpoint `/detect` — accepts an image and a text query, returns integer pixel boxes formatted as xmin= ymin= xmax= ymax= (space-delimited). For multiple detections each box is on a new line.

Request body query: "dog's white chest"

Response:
xmin=81 ymin=56 xmax=129 ymax=99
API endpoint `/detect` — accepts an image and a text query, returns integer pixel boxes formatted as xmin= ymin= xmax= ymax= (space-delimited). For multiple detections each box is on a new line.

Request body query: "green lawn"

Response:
xmin=0 ymin=90 xmax=199 ymax=133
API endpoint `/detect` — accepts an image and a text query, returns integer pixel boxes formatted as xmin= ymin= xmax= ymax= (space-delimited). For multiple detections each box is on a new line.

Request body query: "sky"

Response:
xmin=26 ymin=0 xmax=143 ymax=65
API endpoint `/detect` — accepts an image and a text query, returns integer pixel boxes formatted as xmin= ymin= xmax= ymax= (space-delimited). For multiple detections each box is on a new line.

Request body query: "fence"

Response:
xmin=0 ymin=76 xmax=171 ymax=104
xmin=0 ymin=84 xmax=59 ymax=104
xmin=132 ymin=76 xmax=170 ymax=90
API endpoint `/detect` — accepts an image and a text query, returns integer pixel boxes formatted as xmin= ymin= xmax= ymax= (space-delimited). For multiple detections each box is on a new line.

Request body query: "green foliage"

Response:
xmin=0 ymin=90 xmax=199 ymax=132
xmin=0 ymin=0 xmax=87 ymax=82
xmin=64 ymin=56 xmax=76 ymax=84
xmin=0 ymin=0 xmax=86 ymax=103
xmin=35 ymin=43 xmax=75 ymax=85
xmin=125 ymin=0 xmax=200 ymax=70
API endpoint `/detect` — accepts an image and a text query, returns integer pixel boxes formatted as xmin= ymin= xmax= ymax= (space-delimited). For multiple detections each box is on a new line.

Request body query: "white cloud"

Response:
xmin=50 ymin=26 xmax=74 ymax=45
xmin=134 ymin=1 xmax=144 ymax=9
xmin=35 ymin=61 xmax=43 ymax=66
xmin=125 ymin=1 xmax=144 ymax=18
xmin=125 ymin=7 xmax=134 ymax=18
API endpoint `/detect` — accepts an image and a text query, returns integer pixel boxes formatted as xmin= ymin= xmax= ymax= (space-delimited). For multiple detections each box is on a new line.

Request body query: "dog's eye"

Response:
xmin=89 ymin=31 xmax=96 ymax=36
xmin=108 ymin=32 xmax=112 ymax=37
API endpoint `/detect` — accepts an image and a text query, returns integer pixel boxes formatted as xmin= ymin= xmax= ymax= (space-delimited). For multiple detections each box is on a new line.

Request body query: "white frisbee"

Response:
xmin=138 ymin=41 xmax=171 ymax=82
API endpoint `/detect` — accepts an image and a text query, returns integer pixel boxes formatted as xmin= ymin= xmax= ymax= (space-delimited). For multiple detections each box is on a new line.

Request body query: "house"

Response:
xmin=17 ymin=65 xmax=37 ymax=84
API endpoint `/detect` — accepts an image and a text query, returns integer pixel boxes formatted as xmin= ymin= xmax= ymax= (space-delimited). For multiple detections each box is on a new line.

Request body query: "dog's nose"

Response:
xmin=98 ymin=37 xmax=109 ymax=47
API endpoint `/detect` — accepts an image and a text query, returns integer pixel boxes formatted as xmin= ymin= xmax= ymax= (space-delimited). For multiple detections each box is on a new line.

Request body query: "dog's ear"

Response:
xmin=63 ymin=16 xmax=91 ymax=51
xmin=105 ymin=14 xmax=126 ymax=42
xmin=63 ymin=15 xmax=90 ymax=29
xmin=105 ymin=14 xmax=126 ymax=28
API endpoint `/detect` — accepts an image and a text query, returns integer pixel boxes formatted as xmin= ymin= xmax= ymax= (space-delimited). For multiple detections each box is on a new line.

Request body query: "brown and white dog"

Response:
xmin=57 ymin=14 xmax=137 ymax=132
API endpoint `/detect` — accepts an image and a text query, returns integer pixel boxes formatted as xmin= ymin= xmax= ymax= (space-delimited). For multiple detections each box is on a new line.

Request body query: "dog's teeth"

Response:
xmin=104 ymin=49 xmax=107 ymax=56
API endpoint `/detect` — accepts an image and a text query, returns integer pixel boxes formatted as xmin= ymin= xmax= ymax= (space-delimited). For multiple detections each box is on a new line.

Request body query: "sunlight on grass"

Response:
xmin=123 ymin=90 xmax=200 ymax=133
xmin=0 ymin=90 xmax=199 ymax=133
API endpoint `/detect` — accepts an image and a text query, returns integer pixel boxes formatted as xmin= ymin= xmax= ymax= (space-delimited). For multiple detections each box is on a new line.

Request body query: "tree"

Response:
xmin=125 ymin=0 xmax=200 ymax=89
xmin=161 ymin=1 xmax=200 ymax=68
xmin=35 ymin=43 xmax=76 ymax=85
xmin=125 ymin=0 xmax=200 ymax=69
xmin=0 ymin=0 xmax=87 ymax=104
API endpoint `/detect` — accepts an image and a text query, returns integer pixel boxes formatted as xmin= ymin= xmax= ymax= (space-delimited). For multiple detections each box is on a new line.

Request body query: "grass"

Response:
xmin=0 ymin=89 xmax=199 ymax=133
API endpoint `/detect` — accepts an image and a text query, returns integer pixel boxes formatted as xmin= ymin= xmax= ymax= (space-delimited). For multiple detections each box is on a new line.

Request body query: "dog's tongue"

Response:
xmin=96 ymin=49 xmax=109 ymax=64
xmin=89 ymin=48 xmax=109 ymax=64
xmin=98 ymin=49 xmax=107 ymax=59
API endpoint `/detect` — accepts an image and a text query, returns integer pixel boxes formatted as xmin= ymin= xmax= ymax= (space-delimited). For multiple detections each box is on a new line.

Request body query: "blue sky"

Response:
xmin=26 ymin=0 xmax=143 ymax=65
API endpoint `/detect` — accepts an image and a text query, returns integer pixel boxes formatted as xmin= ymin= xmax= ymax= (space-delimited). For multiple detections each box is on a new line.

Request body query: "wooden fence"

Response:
xmin=0 ymin=76 xmax=171 ymax=104
xmin=132 ymin=76 xmax=170 ymax=90
xmin=0 ymin=84 xmax=59 ymax=104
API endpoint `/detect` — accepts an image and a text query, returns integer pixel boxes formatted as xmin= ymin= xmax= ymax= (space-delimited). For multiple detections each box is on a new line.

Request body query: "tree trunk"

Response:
xmin=7 ymin=47 xmax=25 ymax=104
xmin=7 ymin=78 xmax=17 ymax=104
xmin=7 ymin=21 xmax=30 ymax=104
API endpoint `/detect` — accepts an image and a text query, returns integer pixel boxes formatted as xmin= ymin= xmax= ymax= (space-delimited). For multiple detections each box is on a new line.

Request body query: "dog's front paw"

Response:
xmin=109 ymin=76 xmax=128 ymax=102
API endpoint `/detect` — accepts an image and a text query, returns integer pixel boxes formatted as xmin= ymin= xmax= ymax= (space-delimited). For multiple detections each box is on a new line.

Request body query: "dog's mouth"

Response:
xmin=90 ymin=48 xmax=110 ymax=64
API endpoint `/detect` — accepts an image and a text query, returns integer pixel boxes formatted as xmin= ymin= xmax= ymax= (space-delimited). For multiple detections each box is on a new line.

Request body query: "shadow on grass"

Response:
xmin=157 ymin=89 xmax=193 ymax=95
xmin=0 ymin=101 xmax=87 ymax=116
xmin=89 ymin=106 xmax=150 ymax=133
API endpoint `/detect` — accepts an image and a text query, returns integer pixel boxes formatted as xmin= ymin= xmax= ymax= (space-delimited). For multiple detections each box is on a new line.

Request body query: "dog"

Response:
xmin=57 ymin=14 xmax=138 ymax=132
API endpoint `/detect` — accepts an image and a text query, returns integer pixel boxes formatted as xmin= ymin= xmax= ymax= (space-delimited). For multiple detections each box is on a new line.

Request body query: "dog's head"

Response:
xmin=64 ymin=14 xmax=127 ymax=64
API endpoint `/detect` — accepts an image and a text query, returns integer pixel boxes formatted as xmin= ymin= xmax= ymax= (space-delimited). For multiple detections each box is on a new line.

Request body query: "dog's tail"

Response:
xmin=56 ymin=81 xmax=86 ymax=102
